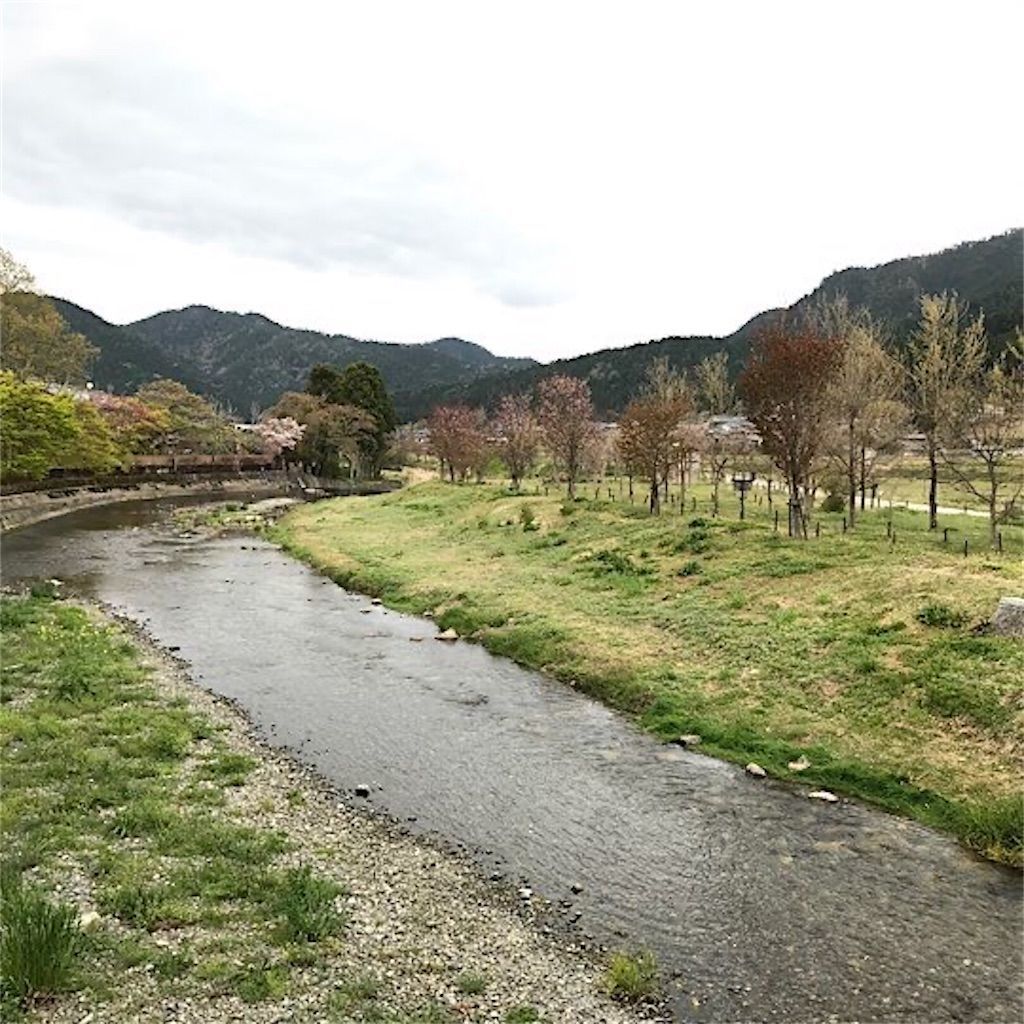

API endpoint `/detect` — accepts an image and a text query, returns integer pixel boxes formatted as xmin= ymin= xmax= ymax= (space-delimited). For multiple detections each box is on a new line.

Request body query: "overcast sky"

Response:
xmin=2 ymin=1 xmax=1020 ymax=361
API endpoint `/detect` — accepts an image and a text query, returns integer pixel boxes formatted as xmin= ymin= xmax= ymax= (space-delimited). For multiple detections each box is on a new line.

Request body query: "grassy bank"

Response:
xmin=0 ymin=595 xmax=654 ymax=1022
xmin=276 ymin=480 xmax=1024 ymax=865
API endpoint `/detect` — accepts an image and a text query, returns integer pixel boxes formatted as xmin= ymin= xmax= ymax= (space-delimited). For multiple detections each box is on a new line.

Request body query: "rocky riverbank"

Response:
xmin=1 ymin=593 xmax=662 ymax=1023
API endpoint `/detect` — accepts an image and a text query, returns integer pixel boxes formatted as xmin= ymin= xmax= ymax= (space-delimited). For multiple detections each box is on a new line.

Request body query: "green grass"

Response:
xmin=454 ymin=970 xmax=487 ymax=995
xmin=0 ymin=595 xmax=344 ymax=1013
xmin=276 ymin=478 xmax=1024 ymax=864
xmin=604 ymin=950 xmax=658 ymax=1002
xmin=0 ymin=881 xmax=80 ymax=1006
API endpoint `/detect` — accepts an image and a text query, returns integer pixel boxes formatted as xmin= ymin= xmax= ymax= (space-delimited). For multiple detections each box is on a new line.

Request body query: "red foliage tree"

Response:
xmin=427 ymin=404 xmax=487 ymax=482
xmin=739 ymin=323 xmax=841 ymax=537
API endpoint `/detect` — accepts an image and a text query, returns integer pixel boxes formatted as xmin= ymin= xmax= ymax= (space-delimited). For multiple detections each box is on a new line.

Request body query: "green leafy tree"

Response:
xmin=58 ymin=401 xmax=125 ymax=473
xmin=1 ymin=292 xmax=98 ymax=385
xmin=134 ymin=378 xmax=234 ymax=454
xmin=0 ymin=372 xmax=79 ymax=480
xmin=268 ymin=391 xmax=375 ymax=477
xmin=307 ymin=362 xmax=396 ymax=477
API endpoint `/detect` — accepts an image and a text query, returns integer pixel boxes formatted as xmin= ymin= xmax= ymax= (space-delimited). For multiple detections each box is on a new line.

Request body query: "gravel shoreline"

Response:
xmin=41 ymin=602 xmax=665 ymax=1024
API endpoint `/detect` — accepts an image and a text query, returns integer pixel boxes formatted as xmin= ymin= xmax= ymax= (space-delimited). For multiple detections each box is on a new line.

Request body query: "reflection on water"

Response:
xmin=2 ymin=500 xmax=1021 ymax=1023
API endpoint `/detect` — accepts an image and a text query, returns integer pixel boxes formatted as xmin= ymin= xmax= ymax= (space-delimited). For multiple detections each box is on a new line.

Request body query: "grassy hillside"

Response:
xmin=276 ymin=480 xmax=1024 ymax=864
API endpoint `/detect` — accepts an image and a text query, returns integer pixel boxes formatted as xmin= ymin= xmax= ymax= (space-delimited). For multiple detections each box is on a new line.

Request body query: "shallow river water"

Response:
xmin=2 ymin=499 xmax=1021 ymax=1023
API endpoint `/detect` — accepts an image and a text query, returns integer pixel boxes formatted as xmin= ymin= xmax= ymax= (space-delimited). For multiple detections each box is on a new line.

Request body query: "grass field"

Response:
xmin=277 ymin=478 xmax=1024 ymax=865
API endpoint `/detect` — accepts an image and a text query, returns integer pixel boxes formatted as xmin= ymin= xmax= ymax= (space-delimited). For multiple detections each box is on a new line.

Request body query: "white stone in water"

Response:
xmin=991 ymin=597 xmax=1024 ymax=638
xmin=808 ymin=790 xmax=839 ymax=803
xmin=435 ymin=628 xmax=459 ymax=641
xmin=745 ymin=762 xmax=767 ymax=778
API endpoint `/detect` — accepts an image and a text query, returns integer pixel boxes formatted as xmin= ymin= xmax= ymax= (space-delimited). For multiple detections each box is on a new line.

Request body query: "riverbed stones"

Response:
xmin=808 ymin=789 xmax=840 ymax=803
xmin=788 ymin=756 xmax=811 ymax=772
xmin=745 ymin=762 xmax=767 ymax=778
xmin=354 ymin=784 xmax=371 ymax=798
xmin=673 ymin=733 xmax=702 ymax=748
xmin=990 ymin=597 xmax=1024 ymax=637
xmin=435 ymin=628 xmax=459 ymax=641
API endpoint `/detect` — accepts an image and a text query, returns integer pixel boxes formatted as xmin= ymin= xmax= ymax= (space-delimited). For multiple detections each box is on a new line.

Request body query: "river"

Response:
xmin=1 ymin=498 xmax=1020 ymax=1023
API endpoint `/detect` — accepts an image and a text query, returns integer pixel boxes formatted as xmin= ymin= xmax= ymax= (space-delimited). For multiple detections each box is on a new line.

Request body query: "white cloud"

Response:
xmin=2 ymin=0 xmax=1020 ymax=359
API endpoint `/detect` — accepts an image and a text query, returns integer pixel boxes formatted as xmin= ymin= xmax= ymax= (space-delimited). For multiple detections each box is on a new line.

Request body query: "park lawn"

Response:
xmin=277 ymin=479 xmax=1024 ymax=864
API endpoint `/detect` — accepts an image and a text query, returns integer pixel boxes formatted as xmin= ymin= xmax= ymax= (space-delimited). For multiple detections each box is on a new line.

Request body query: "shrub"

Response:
xmin=916 ymin=603 xmax=968 ymax=629
xmin=604 ymin=949 xmax=658 ymax=1001
xmin=455 ymin=971 xmax=487 ymax=995
xmin=0 ymin=884 xmax=80 ymax=1004
xmin=505 ymin=1007 xmax=540 ymax=1023
xmin=820 ymin=491 xmax=846 ymax=513
xmin=590 ymin=550 xmax=652 ymax=577
xmin=276 ymin=865 xmax=344 ymax=942
xmin=678 ymin=560 xmax=702 ymax=577
xmin=519 ymin=505 xmax=538 ymax=531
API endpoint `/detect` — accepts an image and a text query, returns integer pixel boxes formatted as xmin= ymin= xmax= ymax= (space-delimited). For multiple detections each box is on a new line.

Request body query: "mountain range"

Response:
xmin=55 ymin=229 xmax=1021 ymax=421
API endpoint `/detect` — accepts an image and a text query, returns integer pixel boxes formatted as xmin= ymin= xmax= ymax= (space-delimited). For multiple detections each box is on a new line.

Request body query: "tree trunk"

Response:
xmin=859 ymin=446 xmax=867 ymax=510
xmin=927 ymin=442 xmax=939 ymax=529
xmin=988 ymin=462 xmax=998 ymax=548
xmin=649 ymin=472 xmax=660 ymax=515
xmin=847 ymin=421 xmax=857 ymax=528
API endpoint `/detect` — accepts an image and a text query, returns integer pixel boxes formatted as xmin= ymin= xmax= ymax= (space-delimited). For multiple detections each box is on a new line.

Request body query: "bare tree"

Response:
xmin=906 ymin=292 xmax=988 ymax=529
xmin=812 ymin=298 xmax=908 ymax=526
xmin=739 ymin=322 xmax=841 ymax=537
xmin=695 ymin=351 xmax=736 ymax=415
xmin=537 ymin=375 xmax=597 ymax=498
xmin=941 ymin=340 xmax=1024 ymax=547
xmin=493 ymin=393 xmax=540 ymax=490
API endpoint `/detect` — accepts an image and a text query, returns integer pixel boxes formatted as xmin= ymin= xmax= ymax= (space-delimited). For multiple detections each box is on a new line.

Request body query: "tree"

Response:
xmin=493 ymin=394 xmax=540 ymax=490
xmin=739 ymin=322 xmax=841 ymax=537
xmin=252 ymin=417 xmax=305 ymax=458
xmin=267 ymin=392 xmax=374 ymax=477
xmin=537 ymin=375 xmax=598 ymax=498
xmin=906 ymin=293 xmax=988 ymax=529
xmin=0 ymin=373 xmax=79 ymax=480
xmin=812 ymin=298 xmax=908 ymax=526
xmin=616 ymin=361 xmax=692 ymax=514
xmin=90 ymin=393 xmax=171 ymax=453
xmin=941 ymin=342 xmax=1024 ymax=547
xmin=1 ymin=292 xmax=98 ymax=385
xmin=0 ymin=249 xmax=35 ymax=294
xmin=695 ymin=351 xmax=736 ymax=415
xmin=135 ymin=378 xmax=234 ymax=454
xmin=427 ymin=404 xmax=487 ymax=482
xmin=58 ymin=401 xmax=124 ymax=474
xmin=307 ymin=362 xmax=396 ymax=477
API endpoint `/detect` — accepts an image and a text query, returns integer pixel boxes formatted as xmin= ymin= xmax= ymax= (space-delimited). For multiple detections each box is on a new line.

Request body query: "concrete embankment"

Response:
xmin=0 ymin=474 xmax=295 ymax=532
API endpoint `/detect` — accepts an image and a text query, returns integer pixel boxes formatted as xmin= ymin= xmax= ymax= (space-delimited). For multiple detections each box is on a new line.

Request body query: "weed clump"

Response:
xmin=0 ymin=883 xmax=80 ymax=1005
xmin=604 ymin=949 xmax=658 ymax=1001
xmin=276 ymin=865 xmax=345 ymax=942
xmin=916 ymin=603 xmax=968 ymax=628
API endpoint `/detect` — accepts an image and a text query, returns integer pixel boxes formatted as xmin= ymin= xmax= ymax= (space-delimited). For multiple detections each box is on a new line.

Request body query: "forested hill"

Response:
xmin=55 ymin=229 xmax=1020 ymax=420
xmin=401 ymin=230 xmax=1022 ymax=419
xmin=54 ymin=300 xmax=535 ymax=418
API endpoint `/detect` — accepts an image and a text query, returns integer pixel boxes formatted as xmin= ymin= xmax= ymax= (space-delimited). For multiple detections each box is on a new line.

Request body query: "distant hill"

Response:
xmin=56 ymin=229 xmax=1020 ymax=421
xmin=55 ymin=301 xmax=534 ymax=418
xmin=401 ymin=230 xmax=1022 ymax=419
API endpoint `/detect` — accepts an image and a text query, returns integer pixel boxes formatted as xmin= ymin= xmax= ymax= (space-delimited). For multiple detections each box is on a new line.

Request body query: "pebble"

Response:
xmin=435 ymin=628 xmax=459 ymax=641
xmin=788 ymin=756 xmax=811 ymax=772
xmin=745 ymin=762 xmax=767 ymax=778
xmin=808 ymin=790 xmax=840 ymax=803
xmin=674 ymin=734 xmax=702 ymax=747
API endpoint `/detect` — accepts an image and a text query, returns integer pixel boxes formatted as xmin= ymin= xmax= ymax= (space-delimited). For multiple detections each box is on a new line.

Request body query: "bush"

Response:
xmin=916 ymin=603 xmax=968 ymax=629
xmin=0 ymin=884 xmax=80 ymax=1004
xmin=678 ymin=560 xmax=702 ymax=577
xmin=455 ymin=971 xmax=487 ymax=995
xmin=821 ymin=491 xmax=846 ymax=513
xmin=519 ymin=505 xmax=538 ymax=532
xmin=276 ymin=865 xmax=344 ymax=942
xmin=604 ymin=949 xmax=658 ymax=1001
